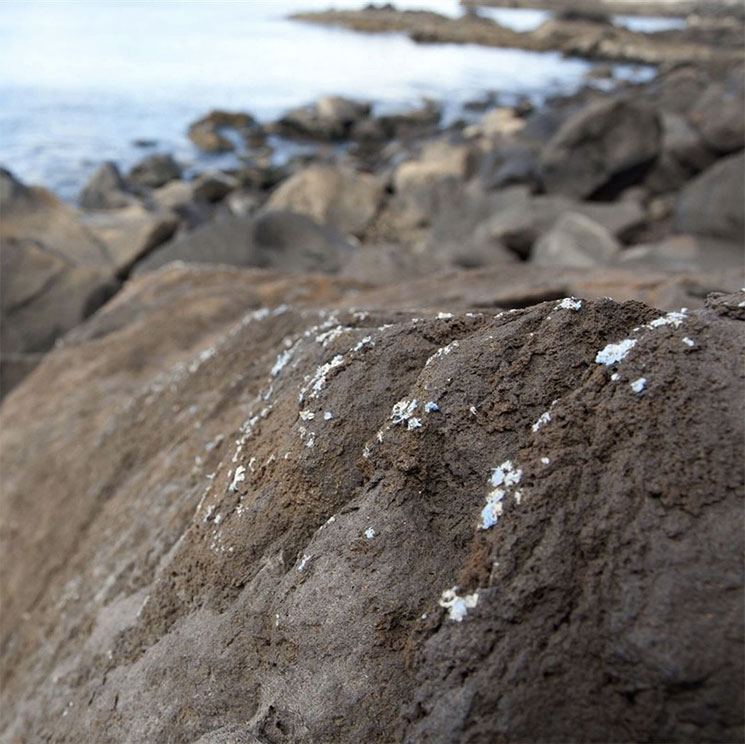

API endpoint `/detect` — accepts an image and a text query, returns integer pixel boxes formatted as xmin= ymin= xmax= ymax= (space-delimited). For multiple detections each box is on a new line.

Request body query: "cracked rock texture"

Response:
xmin=1 ymin=266 xmax=743 ymax=743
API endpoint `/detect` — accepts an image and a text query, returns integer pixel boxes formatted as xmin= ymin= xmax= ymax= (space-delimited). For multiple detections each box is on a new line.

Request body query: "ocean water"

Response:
xmin=0 ymin=0 xmax=652 ymax=200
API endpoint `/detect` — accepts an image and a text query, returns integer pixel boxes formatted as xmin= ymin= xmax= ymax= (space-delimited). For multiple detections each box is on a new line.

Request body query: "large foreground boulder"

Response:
xmin=540 ymin=98 xmax=662 ymax=199
xmin=1 ymin=262 xmax=742 ymax=743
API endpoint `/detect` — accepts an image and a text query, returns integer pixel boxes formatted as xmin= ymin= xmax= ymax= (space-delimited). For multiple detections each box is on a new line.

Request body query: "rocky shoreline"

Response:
xmin=1 ymin=6 xmax=744 ymax=742
xmin=291 ymin=4 xmax=745 ymax=67
xmin=462 ymin=0 xmax=745 ymax=19
xmin=3 ymin=44 xmax=742 ymax=397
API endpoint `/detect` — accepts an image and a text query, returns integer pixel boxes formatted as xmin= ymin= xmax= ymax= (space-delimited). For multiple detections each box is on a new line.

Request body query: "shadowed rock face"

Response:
xmin=1 ymin=265 xmax=742 ymax=744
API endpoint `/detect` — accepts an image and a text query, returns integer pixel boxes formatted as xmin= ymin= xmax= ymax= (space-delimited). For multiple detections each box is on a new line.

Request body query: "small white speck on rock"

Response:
xmin=439 ymin=587 xmax=479 ymax=622
xmin=557 ymin=297 xmax=582 ymax=311
xmin=364 ymin=528 xmax=376 ymax=539
xmin=630 ymin=377 xmax=647 ymax=393
xmin=596 ymin=338 xmax=637 ymax=366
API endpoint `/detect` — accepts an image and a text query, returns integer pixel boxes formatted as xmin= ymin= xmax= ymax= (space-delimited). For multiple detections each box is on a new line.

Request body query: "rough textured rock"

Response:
xmin=128 ymin=153 xmax=183 ymax=190
xmin=132 ymin=210 xmax=354 ymax=276
xmin=1 ymin=263 xmax=743 ymax=743
xmin=264 ymin=165 xmax=384 ymax=236
xmin=674 ymin=150 xmax=745 ymax=243
xmin=540 ymin=98 xmax=662 ymax=199
xmin=531 ymin=211 xmax=621 ymax=266
xmin=79 ymin=161 xmax=136 ymax=210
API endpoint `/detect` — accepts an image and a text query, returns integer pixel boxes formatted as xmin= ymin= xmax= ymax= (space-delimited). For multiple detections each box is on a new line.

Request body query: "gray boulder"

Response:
xmin=531 ymin=211 xmax=621 ymax=266
xmin=132 ymin=210 xmax=354 ymax=276
xmin=541 ymin=98 xmax=662 ymax=199
xmin=277 ymin=96 xmax=371 ymax=141
xmin=264 ymin=165 xmax=384 ymax=236
xmin=472 ymin=194 xmax=645 ymax=259
xmin=79 ymin=161 xmax=135 ymax=210
xmin=128 ymin=154 xmax=182 ymax=190
xmin=479 ymin=145 xmax=541 ymax=191
xmin=689 ymin=74 xmax=745 ymax=154
xmin=675 ymin=150 xmax=745 ymax=243
xmin=644 ymin=113 xmax=716 ymax=194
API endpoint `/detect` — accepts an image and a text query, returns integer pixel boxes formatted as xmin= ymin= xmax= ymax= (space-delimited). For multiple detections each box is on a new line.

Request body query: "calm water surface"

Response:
xmin=0 ymin=1 xmax=652 ymax=200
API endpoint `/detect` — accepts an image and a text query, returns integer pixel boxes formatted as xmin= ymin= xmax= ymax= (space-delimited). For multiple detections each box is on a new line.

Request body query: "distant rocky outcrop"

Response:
xmin=1 ymin=262 xmax=742 ymax=743
xmin=290 ymin=6 xmax=745 ymax=66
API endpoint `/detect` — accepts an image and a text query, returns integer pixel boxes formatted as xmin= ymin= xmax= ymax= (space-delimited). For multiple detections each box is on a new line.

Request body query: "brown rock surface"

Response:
xmin=1 ymin=263 xmax=743 ymax=743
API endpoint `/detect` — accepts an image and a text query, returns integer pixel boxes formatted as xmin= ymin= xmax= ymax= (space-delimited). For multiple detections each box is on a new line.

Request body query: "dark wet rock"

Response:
xmin=555 ymin=6 xmax=611 ymax=23
xmin=132 ymin=210 xmax=354 ymax=276
xmin=191 ymin=172 xmax=240 ymax=204
xmin=531 ymin=211 xmax=621 ymax=266
xmin=541 ymin=97 xmax=662 ymax=199
xmin=128 ymin=153 xmax=183 ymax=190
xmin=264 ymin=165 xmax=384 ymax=236
xmin=674 ymin=150 xmax=745 ymax=242
xmin=1 ymin=260 xmax=742 ymax=742
xmin=79 ymin=161 xmax=136 ymax=210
